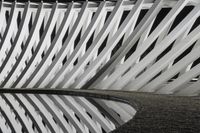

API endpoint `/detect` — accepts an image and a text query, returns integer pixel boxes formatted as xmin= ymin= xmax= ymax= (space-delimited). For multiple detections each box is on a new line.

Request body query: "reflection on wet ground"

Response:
xmin=0 ymin=93 xmax=136 ymax=133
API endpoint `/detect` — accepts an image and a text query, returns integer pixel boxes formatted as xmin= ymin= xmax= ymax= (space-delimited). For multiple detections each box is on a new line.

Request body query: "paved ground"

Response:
xmin=1 ymin=88 xmax=200 ymax=133
xmin=66 ymin=89 xmax=200 ymax=133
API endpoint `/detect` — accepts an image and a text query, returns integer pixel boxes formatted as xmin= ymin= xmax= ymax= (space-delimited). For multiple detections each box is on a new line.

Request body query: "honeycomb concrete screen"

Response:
xmin=0 ymin=0 xmax=200 ymax=132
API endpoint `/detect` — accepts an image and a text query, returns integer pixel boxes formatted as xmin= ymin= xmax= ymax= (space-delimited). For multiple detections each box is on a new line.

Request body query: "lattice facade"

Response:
xmin=0 ymin=0 xmax=200 ymax=132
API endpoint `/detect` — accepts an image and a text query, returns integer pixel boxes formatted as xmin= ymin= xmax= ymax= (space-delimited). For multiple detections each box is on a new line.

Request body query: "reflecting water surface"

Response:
xmin=0 ymin=93 xmax=136 ymax=133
